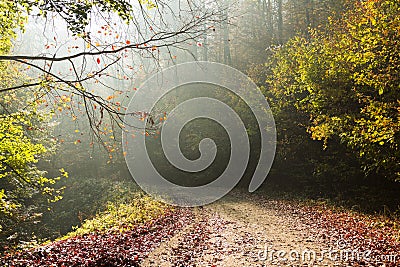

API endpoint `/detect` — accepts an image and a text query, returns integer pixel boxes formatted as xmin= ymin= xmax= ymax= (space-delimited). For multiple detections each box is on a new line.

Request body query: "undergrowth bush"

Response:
xmin=61 ymin=195 xmax=170 ymax=239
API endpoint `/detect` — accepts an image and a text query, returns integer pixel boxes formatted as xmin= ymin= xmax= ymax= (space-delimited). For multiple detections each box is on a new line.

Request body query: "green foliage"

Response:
xmin=269 ymin=0 xmax=400 ymax=180
xmin=40 ymin=175 xmax=139 ymax=239
xmin=0 ymin=90 xmax=66 ymax=247
xmin=0 ymin=110 xmax=48 ymax=207
xmin=0 ymin=1 xmax=26 ymax=54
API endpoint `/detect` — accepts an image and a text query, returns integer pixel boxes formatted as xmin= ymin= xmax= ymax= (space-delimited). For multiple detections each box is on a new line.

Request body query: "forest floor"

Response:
xmin=3 ymin=191 xmax=400 ymax=266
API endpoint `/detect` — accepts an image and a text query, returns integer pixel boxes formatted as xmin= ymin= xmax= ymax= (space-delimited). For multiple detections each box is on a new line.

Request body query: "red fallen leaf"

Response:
xmin=96 ymin=58 xmax=100 ymax=64
xmin=126 ymin=40 xmax=131 ymax=45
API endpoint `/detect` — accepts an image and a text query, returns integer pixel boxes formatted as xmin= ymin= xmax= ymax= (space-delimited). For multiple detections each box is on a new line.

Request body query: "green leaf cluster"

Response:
xmin=0 ymin=1 xmax=26 ymax=54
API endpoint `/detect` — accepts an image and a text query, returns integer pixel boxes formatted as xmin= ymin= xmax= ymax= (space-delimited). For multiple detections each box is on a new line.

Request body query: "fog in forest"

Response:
xmin=1 ymin=0 xmax=399 ymax=260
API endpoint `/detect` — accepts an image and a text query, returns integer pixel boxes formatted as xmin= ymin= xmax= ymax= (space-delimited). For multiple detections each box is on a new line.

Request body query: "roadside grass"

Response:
xmin=58 ymin=194 xmax=170 ymax=240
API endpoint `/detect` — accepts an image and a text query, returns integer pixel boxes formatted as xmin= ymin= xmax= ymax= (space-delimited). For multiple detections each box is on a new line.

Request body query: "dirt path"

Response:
xmin=3 ymin=192 xmax=398 ymax=266
xmin=143 ymin=192 xmax=340 ymax=267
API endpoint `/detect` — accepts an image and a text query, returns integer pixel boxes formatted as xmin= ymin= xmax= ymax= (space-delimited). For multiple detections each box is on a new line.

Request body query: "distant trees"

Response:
xmin=283 ymin=0 xmax=348 ymax=38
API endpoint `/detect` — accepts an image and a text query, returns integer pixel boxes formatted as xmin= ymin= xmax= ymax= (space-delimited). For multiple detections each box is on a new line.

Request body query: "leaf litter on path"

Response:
xmin=2 ymin=193 xmax=399 ymax=267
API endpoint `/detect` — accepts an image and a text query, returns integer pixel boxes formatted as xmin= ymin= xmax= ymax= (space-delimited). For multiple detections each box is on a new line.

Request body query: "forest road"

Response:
xmin=142 ymin=192 xmax=339 ymax=267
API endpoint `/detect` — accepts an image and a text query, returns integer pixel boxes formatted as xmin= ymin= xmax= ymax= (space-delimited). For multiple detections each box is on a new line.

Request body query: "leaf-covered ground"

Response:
xmin=299 ymin=203 xmax=400 ymax=266
xmin=1 ymin=209 xmax=194 ymax=267
xmin=2 ymin=193 xmax=399 ymax=266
